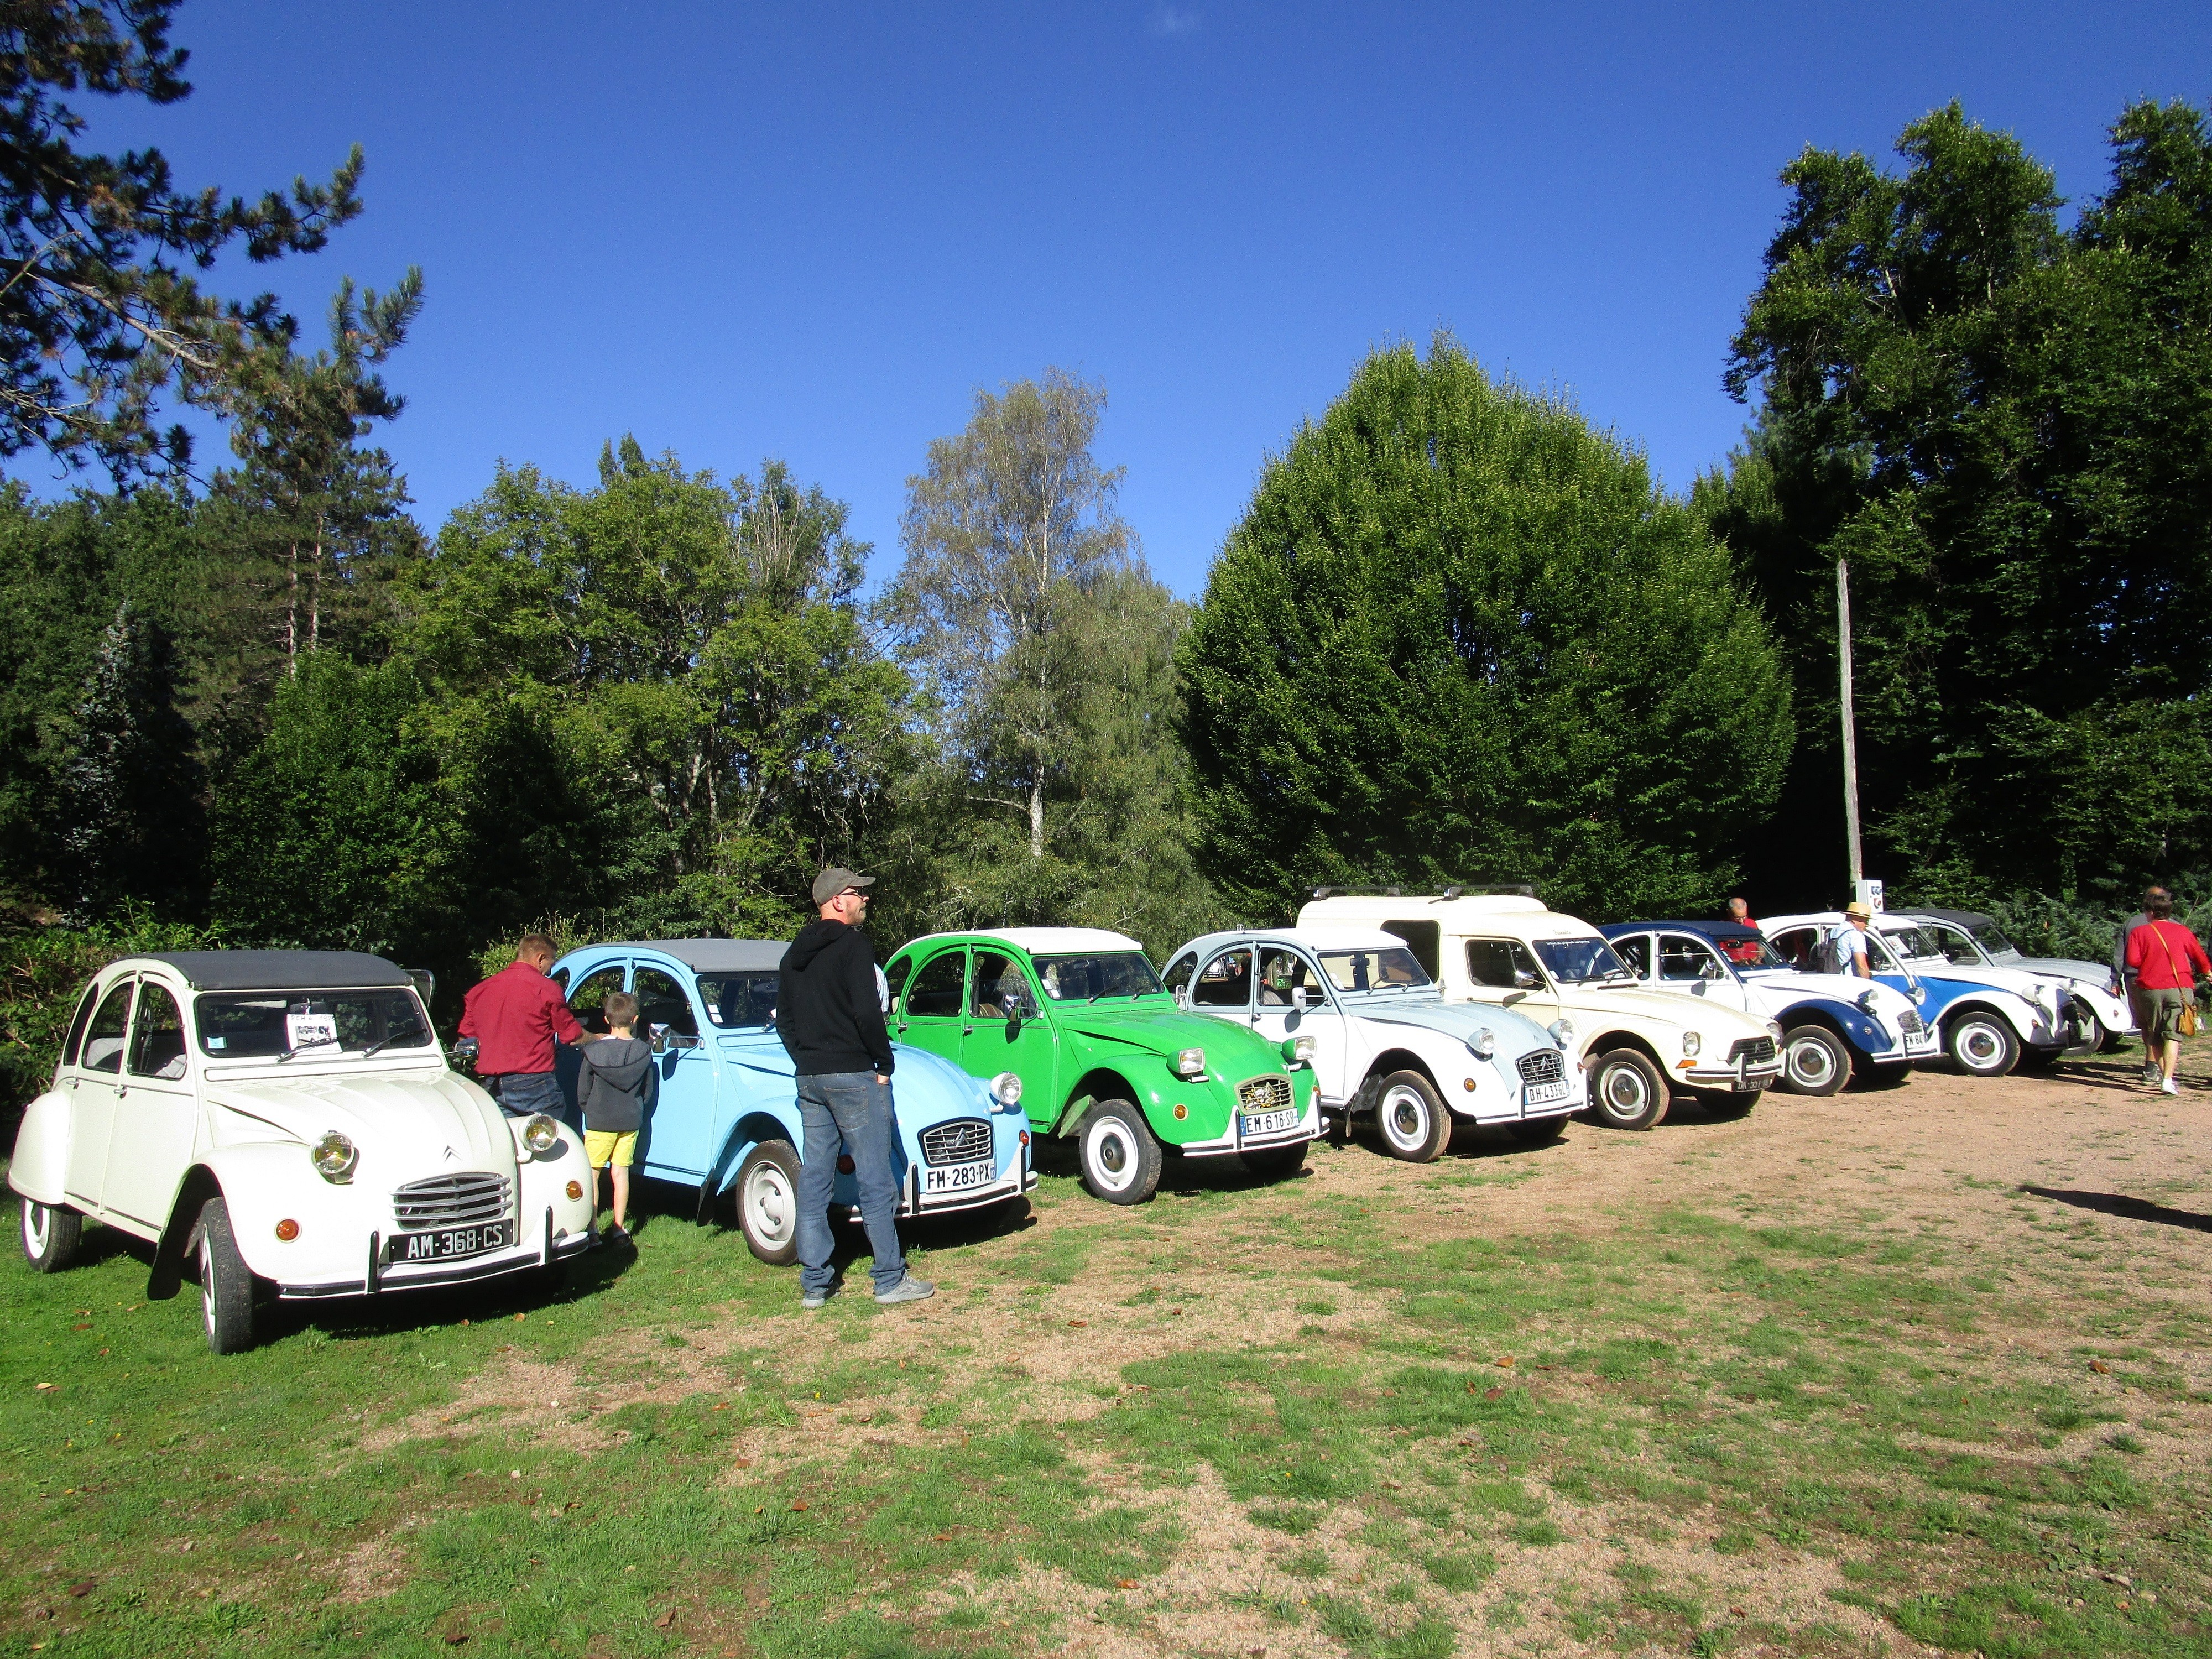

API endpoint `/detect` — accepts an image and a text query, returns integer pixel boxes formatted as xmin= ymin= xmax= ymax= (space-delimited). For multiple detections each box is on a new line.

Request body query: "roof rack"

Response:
xmin=1310 ymin=883 xmax=1537 ymax=901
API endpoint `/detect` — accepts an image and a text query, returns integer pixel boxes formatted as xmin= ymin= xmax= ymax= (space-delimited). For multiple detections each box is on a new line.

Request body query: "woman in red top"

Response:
xmin=2125 ymin=893 xmax=2210 ymax=1094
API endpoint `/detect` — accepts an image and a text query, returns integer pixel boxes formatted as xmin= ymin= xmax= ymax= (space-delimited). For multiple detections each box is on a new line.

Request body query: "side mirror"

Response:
xmin=1292 ymin=985 xmax=1309 ymax=1013
xmin=1514 ymin=969 xmax=1541 ymax=990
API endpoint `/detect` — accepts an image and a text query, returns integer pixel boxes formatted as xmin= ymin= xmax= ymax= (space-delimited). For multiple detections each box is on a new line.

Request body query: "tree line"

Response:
xmin=2 ymin=3 xmax=2208 ymax=1105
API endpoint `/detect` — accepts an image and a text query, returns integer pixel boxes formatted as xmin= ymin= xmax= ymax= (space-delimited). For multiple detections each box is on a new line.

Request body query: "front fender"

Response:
xmin=149 ymin=1145 xmax=332 ymax=1297
xmin=1944 ymin=993 xmax=2046 ymax=1042
xmin=710 ymin=1109 xmax=804 ymax=1196
xmin=1782 ymin=998 xmax=1893 ymax=1057
xmin=7 ymin=1089 xmax=70 ymax=1206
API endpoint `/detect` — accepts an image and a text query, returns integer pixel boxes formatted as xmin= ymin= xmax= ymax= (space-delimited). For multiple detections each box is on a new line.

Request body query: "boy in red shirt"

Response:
xmin=2125 ymin=895 xmax=2209 ymax=1096
xmin=459 ymin=934 xmax=585 ymax=1123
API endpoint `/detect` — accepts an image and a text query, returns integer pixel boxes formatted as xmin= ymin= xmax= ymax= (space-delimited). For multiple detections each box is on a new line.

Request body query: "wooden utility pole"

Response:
xmin=1838 ymin=558 xmax=1863 ymax=889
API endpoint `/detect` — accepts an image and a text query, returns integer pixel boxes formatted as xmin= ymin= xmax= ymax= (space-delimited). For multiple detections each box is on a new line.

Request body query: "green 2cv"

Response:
xmin=884 ymin=928 xmax=1320 ymax=1205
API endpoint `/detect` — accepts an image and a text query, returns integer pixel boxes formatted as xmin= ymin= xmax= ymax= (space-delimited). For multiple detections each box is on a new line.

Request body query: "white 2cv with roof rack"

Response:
xmin=9 ymin=950 xmax=595 ymax=1353
xmin=1297 ymin=889 xmax=1785 ymax=1130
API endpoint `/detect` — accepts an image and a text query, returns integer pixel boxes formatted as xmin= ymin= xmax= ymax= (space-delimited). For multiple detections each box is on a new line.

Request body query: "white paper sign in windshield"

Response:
xmin=285 ymin=1010 xmax=338 ymax=1052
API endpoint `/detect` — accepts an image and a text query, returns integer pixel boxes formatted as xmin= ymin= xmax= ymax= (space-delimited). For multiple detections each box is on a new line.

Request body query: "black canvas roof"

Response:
xmin=146 ymin=951 xmax=415 ymax=992
xmin=1599 ymin=920 xmax=1762 ymax=945
xmin=629 ymin=940 xmax=788 ymax=973
xmin=1902 ymin=907 xmax=1995 ymax=930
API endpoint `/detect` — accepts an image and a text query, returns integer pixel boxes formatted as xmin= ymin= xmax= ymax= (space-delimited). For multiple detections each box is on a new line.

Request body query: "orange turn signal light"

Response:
xmin=274 ymin=1219 xmax=299 ymax=1241
xmin=565 ymin=1180 xmax=583 ymax=1201
xmin=1172 ymin=1103 xmax=1188 ymax=1120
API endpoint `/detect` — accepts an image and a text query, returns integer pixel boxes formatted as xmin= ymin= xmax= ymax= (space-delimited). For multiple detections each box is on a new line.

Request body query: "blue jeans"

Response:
xmin=795 ymin=1071 xmax=906 ymax=1295
xmin=492 ymin=1070 xmax=568 ymax=1126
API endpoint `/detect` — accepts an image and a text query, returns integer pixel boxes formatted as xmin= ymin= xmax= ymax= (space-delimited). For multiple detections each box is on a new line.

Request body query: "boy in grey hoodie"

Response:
xmin=579 ymin=990 xmax=653 ymax=1245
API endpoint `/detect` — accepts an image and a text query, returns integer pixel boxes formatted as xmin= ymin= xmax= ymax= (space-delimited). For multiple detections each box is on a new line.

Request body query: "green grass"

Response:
xmin=8 ymin=1138 xmax=2212 ymax=1658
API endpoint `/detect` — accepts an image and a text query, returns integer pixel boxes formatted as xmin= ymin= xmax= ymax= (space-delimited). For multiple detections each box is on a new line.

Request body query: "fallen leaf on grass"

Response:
xmin=932 ymin=1532 xmax=954 ymax=1542
xmin=1485 ymin=1386 xmax=1504 ymax=1400
xmin=34 ymin=1382 xmax=55 ymax=1391
xmin=1116 ymin=1579 xmax=1138 ymax=1590
xmin=1068 ymin=1319 xmax=1088 ymax=1328
xmin=66 ymin=1581 xmax=92 ymax=1597
xmin=731 ymin=1458 xmax=752 ymax=1469
xmin=1494 ymin=1355 xmax=1515 ymax=1368
xmin=2090 ymin=1360 xmax=2111 ymax=1374
xmin=655 ymin=1609 xmax=677 ymax=1629
xmin=791 ymin=1501 xmax=808 ymax=1512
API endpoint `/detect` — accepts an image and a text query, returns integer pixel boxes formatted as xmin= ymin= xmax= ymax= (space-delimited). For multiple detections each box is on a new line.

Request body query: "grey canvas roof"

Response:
xmin=145 ymin=951 xmax=415 ymax=992
xmin=1906 ymin=907 xmax=1996 ymax=930
xmin=629 ymin=940 xmax=788 ymax=973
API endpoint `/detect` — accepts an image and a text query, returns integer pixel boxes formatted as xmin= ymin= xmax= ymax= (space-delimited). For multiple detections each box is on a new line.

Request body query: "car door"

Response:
xmin=101 ymin=979 xmax=199 ymax=1231
xmin=1463 ymin=938 xmax=1560 ymax=1027
xmin=961 ymin=950 xmax=1058 ymax=1112
xmin=633 ymin=964 xmax=716 ymax=1180
xmin=892 ymin=947 xmax=969 ymax=1069
xmin=1657 ymin=933 xmax=1750 ymax=1014
xmin=554 ymin=959 xmax=629 ymax=1123
xmin=1611 ymin=933 xmax=1655 ymax=984
xmin=1251 ymin=946 xmax=1352 ymax=1104
xmin=63 ymin=976 xmax=135 ymax=1213
xmin=1190 ymin=947 xmax=1254 ymax=1027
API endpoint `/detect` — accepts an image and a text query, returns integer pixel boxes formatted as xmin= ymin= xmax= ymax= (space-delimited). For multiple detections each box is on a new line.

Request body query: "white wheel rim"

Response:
xmin=199 ymin=1234 xmax=217 ymax=1338
xmin=1788 ymin=1037 xmax=1837 ymax=1089
xmin=1600 ymin=1065 xmax=1650 ymax=1120
xmin=1381 ymin=1084 xmax=1431 ymax=1150
xmin=1959 ymin=1024 xmax=2002 ymax=1068
xmin=743 ymin=1162 xmax=795 ymax=1249
xmin=1086 ymin=1120 xmax=1139 ymax=1192
xmin=24 ymin=1202 xmax=50 ymax=1256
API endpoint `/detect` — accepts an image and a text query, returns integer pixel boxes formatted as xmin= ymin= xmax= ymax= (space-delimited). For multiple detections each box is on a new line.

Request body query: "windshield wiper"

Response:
xmin=275 ymin=1035 xmax=342 ymax=1063
xmin=361 ymin=1023 xmax=425 ymax=1058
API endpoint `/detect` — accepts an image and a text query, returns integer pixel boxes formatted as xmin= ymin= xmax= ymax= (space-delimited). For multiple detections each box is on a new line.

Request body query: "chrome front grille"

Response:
xmin=919 ymin=1118 xmax=993 ymax=1168
xmin=1728 ymin=1036 xmax=1777 ymax=1065
xmin=1899 ymin=1010 xmax=1925 ymax=1036
xmin=1516 ymin=1048 xmax=1566 ymax=1086
xmin=392 ymin=1173 xmax=510 ymax=1230
xmin=1238 ymin=1075 xmax=1293 ymax=1114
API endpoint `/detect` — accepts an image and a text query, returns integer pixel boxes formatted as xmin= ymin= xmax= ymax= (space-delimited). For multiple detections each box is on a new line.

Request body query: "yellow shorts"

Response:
xmin=584 ymin=1129 xmax=637 ymax=1169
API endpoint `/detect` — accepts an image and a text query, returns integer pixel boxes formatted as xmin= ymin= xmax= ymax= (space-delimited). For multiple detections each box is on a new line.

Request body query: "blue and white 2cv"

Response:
xmin=543 ymin=941 xmax=1035 ymax=1262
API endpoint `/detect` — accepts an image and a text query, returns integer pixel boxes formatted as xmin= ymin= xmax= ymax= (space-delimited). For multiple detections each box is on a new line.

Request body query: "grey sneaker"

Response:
xmin=801 ymin=1281 xmax=839 ymax=1311
xmin=874 ymin=1274 xmax=936 ymax=1305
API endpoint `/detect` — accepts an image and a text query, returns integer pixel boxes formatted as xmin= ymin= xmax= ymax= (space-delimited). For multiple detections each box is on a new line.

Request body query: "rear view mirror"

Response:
xmin=1292 ymin=985 xmax=1309 ymax=1013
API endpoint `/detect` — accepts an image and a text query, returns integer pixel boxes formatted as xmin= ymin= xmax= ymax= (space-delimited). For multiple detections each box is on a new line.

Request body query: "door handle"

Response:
xmin=116 ymin=1084 xmax=129 ymax=1098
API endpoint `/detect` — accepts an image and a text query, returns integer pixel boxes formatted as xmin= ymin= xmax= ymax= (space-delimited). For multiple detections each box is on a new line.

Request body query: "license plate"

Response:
xmin=387 ymin=1221 xmax=512 ymax=1264
xmin=1241 ymin=1108 xmax=1298 ymax=1138
xmin=1523 ymin=1080 xmax=1570 ymax=1107
xmin=923 ymin=1158 xmax=994 ymax=1194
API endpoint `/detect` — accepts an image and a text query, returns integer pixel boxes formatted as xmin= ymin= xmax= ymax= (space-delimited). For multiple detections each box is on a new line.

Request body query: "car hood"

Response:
xmin=1740 ymin=969 xmax=1914 ymax=1016
xmin=1896 ymin=959 xmax=2056 ymax=1003
xmin=1552 ymin=983 xmax=1772 ymax=1034
xmin=2015 ymin=956 xmax=2114 ymax=987
xmin=207 ymin=1069 xmax=512 ymax=1172
xmin=1064 ymin=1003 xmax=1282 ymax=1069
xmin=1342 ymin=994 xmax=1554 ymax=1054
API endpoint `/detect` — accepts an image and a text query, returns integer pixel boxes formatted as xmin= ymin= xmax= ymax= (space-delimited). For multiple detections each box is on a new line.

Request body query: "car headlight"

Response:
xmin=1682 ymin=1031 xmax=1702 ymax=1058
xmin=521 ymin=1114 xmax=561 ymax=1154
xmin=1469 ymin=1027 xmax=1496 ymax=1061
xmin=1766 ymin=1020 xmax=1784 ymax=1041
xmin=1284 ymin=1035 xmax=1317 ymax=1065
xmin=311 ymin=1130 xmax=358 ymax=1182
xmin=1548 ymin=1019 xmax=1573 ymax=1048
xmin=1173 ymin=1047 xmax=1206 ymax=1079
xmin=991 ymin=1071 xmax=1023 ymax=1108
xmin=1909 ymin=983 xmax=1927 ymax=1004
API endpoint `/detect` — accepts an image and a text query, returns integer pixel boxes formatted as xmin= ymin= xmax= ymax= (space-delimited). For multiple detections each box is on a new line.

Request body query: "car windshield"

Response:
xmin=1316 ymin=946 xmax=1429 ymax=992
xmin=1968 ymin=920 xmax=2024 ymax=962
xmin=1531 ymin=937 xmax=1636 ymax=984
xmin=196 ymin=990 xmax=433 ymax=1058
xmin=1882 ymin=926 xmax=1952 ymax=963
xmin=1034 ymin=953 xmax=1164 ymax=1001
xmin=699 ymin=972 xmax=778 ymax=1027
xmin=1717 ymin=934 xmax=1790 ymax=970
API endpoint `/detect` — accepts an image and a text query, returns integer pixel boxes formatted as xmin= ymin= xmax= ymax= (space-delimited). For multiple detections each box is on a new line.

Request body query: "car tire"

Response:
xmin=2018 ymin=1045 xmax=2066 ymax=1072
xmin=1863 ymin=1063 xmax=1913 ymax=1089
xmin=1373 ymin=1071 xmax=1452 ymax=1162
xmin=20 ymin=1198 xmax=82 ymax=1272
xmin=1505 ymin=1116 xmax=1566 ymax=1145
xmin=1241 ymin=1140 xmax=1308 ymax=1180
xmin=1779 ymin=1026 xmax=1852 ymax=1096
xmin=1693 ymin=1089 xmax=1757 ymax=1120
xmin=1946 ymin=1011 xmax=2020 ymax=1078
xmin=734 ymin=1140 xmax=803 ymax=1265
xmin=1587 ymin=1050 xmax=1669 ymax=1130
xmin=1077 ymin=1100 xmax=1162 ymax=1205
xmin=195 ymin=1198 xmax=257 ymax=1356
xmin=2064 ymin=1012 xmax=2106 ymax=1058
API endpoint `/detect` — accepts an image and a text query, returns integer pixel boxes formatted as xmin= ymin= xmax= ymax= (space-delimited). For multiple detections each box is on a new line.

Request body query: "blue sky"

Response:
xmin=25 ymin=1 xmax=2210 ymax=597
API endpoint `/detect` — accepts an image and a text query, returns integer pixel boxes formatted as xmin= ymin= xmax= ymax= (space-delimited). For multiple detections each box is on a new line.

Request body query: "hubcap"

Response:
xmin=199 ymin=1235 xmax=217 ymax=1337
xmin=24 ymin=1202 xmax=50 ymax=1255
xmin=1602 ymin=1067 xmax=1648 ymax=1118
xmin=1383 ymin=1086 xmax=1428 ymax=1147
xmin=1960 ymin=1024 xmax=2001 ymax=1067
xmin=1088 ymin=1122 xmax=1135 ymax=1190
xmin=744 ymin=1162 xmax=794 ymax=1247
xmin=1789 ymin=1039 xmax=1835 ymax=1088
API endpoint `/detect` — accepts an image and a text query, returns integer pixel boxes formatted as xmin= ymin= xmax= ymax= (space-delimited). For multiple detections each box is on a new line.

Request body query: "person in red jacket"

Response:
xmin=2125 ymin=893 xmax=2209 ymax=1096
xmin=459 ymin=933 xmax=585 ymax=1123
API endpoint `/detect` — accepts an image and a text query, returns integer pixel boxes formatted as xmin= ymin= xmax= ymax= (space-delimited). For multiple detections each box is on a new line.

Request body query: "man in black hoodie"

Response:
xmin=778 ymin=867 xmax=933 ymax=1309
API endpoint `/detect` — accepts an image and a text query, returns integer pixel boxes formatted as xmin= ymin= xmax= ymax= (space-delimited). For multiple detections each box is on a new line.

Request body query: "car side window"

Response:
xmin=1192 ymin=948 xmax=1253 ymax=1009
xmin=567 ymin=964 xmax=626 ymax=1035
xmin=905 ymin=951 xmax=967 ymax=1018
xmin=60 ymin=982 xmax=100 ymax=1067
xmin=633 ymin=968 xmax=698 ymax=1039
xmin=972 ymin=952 xmax=1031 ymax=1019
xmin=1659 ymin=934 xmax=1725 ymax=981
xmin=1611 ymin=935 xmax=1653 ymax=978
xmin=1770 ymin=928 xmax=1819 ymax=970
xmin=1928 ymin=925 xmax=1981 ymax=966
xmin=127 ymin=983 xmax=189 ymax=1079
xmin=885 ymin=955 xmax=914 ymax=1016
xmin=1258 ymin=948 xmax=1326 ymax=1007
xmin=1466 ymin=939 xmax=1543 ymax=990
xmin=1161 ymin=953 xmax=1197 ymax=999
xmin=80 ymin=979 xmax=134 ymax=1074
